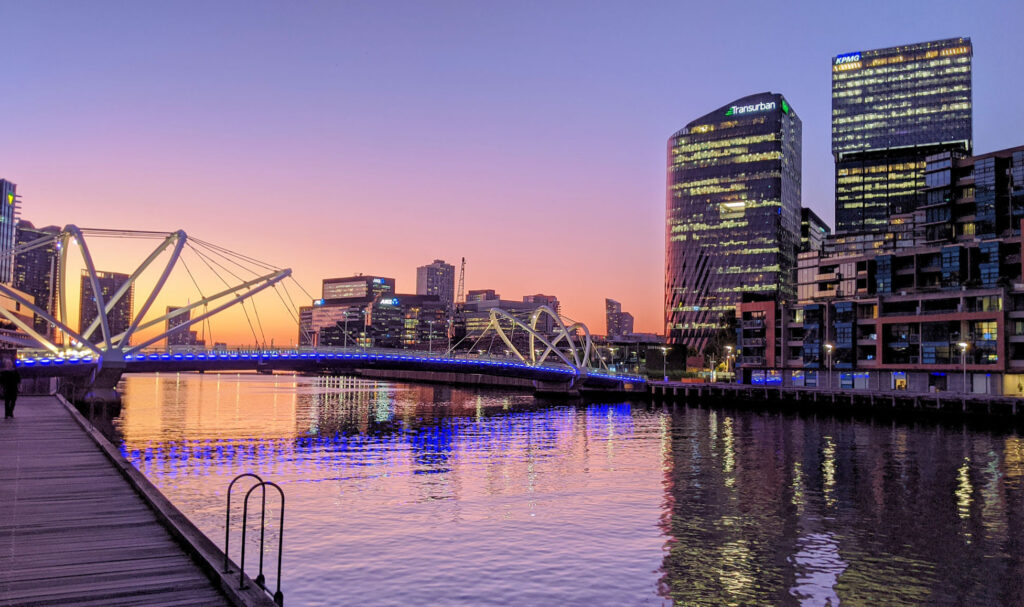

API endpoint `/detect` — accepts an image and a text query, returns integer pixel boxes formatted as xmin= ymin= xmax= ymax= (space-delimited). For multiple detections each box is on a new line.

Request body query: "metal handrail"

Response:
xmin=223 ymin=473 xmax=265 ymax=574
xmin=242 ymin=481 xmax=285 ymax=606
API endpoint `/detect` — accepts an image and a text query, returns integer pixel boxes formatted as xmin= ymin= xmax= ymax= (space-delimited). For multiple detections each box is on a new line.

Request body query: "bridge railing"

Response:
xmin=14 ymin=346 xmax=647 ymax=382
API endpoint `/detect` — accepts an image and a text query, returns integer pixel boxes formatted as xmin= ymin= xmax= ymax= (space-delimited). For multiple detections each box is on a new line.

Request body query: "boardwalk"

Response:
xmin=0 ymin=395 xmax=232 ymax=606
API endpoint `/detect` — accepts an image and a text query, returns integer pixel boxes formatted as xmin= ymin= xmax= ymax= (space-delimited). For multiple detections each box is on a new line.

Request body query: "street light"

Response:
xmin=427 ymin=320 xmax=433 ymax=354
xmin=725 ymin=345 xmax=733 ymax=383
xmin=660 ymin=346 xmax=669 ymax=382
xmin=824 ymin=343 xmax=834 ymax=390
xmin=958 ymin=341 xmax=969 ymax=394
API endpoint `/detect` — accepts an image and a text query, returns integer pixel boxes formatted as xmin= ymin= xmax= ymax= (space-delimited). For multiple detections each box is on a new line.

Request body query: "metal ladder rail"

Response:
xmin=223 ymin=473 xmax=266 ymax=575
xmin=242 ymin=481 xmax=286 ymax=606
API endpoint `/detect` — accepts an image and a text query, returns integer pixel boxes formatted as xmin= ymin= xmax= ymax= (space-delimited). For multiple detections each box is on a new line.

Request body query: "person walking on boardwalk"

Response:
xmin=1 ymin=356 xmax=20 ymax=418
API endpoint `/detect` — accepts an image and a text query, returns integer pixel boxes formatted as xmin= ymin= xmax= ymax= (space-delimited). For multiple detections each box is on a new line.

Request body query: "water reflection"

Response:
xmin=104 ymin=374 xmax=1024 ymax=606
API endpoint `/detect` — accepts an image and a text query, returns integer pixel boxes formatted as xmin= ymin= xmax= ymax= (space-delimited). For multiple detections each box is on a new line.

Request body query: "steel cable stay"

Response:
xmin=185 ymin=243 xmax=264 ymax=348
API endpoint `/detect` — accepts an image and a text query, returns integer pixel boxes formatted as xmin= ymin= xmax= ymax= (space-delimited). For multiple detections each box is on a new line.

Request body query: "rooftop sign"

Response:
xmin=834 ymin=52 xmax=861 ymax=65
xmin=725 ymin=100 xmax=777 ymax=117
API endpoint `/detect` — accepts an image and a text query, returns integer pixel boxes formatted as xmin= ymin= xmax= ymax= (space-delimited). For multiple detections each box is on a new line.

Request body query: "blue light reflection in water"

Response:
xmin=105 ymin=373 xmax=1024 ymax=606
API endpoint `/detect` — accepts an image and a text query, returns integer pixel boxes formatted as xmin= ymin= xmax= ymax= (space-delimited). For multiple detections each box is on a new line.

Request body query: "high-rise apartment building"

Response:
xmin=800 ymin=208 xmax=831 ymax=253
xmin=666 ymin=92 xmax=802 ymax=352
xmin=13 ymin=221 xmax=59 ymax=337
xmin=832 ymin=38 xmax=972 ymax=234
xmin=165 ymin=306 xmax=204 ymax=348
xmin=79 ymin=271 xmax=133 ymax=345
xmin=605 ymin=298 xmax=634 ymax=337
xmin=416 ymin=259 xmax=455 ymax=312
xmin=0 ymin=180 xmax=22 ymax=284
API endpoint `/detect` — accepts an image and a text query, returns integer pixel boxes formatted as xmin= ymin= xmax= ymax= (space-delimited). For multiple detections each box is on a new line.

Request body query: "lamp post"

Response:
xmin=427 ymin=320 xmax=433 ymax=354
xmin=710 ymin=358 xmax=717 ymax=383
xmin=608 ymin=346 xmax=617 ymax=371
xmin=661 ymin=346 xmax=669 ymax=382
xmin=343 ymin=311 xmax=350 ymax=349
xmin=824 ymin=343 xmax=833 ymax=390
xmin=958 ymin=341 xmax=969 ymax=394
xmin=725 ymin=345 xmax=733 ymax=383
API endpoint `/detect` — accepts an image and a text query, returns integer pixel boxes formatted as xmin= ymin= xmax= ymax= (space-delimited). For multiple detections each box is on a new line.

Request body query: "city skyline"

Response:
xmin=4 ymin=2 xmax=1024 ymax=344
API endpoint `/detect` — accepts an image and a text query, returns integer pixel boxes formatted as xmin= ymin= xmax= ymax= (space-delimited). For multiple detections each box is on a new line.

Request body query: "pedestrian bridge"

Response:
xmin=0 ymin=225 xmax=645 ymax=400
xmin=15 ymin=348 xmax=647 ymax=396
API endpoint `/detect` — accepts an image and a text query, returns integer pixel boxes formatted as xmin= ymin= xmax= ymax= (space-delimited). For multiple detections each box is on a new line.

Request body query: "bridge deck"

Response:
xmin=0 ymin=396 xmax=231 ymax=606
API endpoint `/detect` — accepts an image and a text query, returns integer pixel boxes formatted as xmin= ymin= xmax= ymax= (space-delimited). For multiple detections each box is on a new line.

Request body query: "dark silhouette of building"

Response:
xmin=79 ymin=271 xmax=133 ymax=345
xmin=13 ymin=220 xmax=59 ymax=337
xmin=605 ymin=298 xmax=634 ymax=337
xmin=164 ymin=305 xmax=204 ymax=348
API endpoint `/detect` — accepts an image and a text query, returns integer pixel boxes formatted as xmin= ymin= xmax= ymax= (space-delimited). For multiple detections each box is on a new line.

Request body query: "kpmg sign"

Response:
xmin=725 ymin=100 xmax=777 ymax=117
xmin=834 ymin=52 xmax=861 ymax=65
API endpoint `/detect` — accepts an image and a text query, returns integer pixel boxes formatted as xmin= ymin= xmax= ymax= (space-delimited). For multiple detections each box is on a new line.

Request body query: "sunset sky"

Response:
xmin=4 ymin=1 xmax=1024 ymax=345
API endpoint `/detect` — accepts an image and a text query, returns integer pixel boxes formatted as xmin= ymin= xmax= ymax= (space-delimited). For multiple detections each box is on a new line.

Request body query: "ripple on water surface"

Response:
xmin=102 ymin=373 xmax=1024 ymax=606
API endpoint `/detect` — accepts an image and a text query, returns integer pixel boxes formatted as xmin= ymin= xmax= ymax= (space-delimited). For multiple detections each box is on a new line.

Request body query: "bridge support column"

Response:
xmin=76 ymin=351 xmax=126 ymax=405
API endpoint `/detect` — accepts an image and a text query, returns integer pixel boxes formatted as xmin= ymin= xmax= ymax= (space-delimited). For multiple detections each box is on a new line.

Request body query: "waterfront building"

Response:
xmin=78 ymin=270 xmax=133 ymax=345
xmin=740 ymin=142 xmax=1024 ymax=394
xmin=416 ymin=260 xmax=455 ymax=313
xmin=456 ymin=291 xmax=563 ymax=353
xmin=322 ymin=275 xmax=395 ymax=300
xmin=0 ymin=180 xmax=22 ymax=285
xmin=800 ymin=208 xmax=830 ymax=253
xmin=605 ymin=298 xmax=635 ymax=337
xmin=523 ymin=294 xmax=560 ymax=315
xmin=13 ymin=220 xmax=59 ymax=337
xmin=666 ymin=92 xmax=802 ymax=354
xmin=833 ymin=37 xmax=972 ymax=234
xmin=164 ymin=306 xmax=204 ymax=348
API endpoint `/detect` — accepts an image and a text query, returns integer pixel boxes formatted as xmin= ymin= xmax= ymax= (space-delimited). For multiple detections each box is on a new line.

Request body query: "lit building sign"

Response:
xmin=725 ymin=101 xmax=777 ymax=117
xmin=380 ymin=298 xmax=399 ymax=306
xmin=5 ymin=193 xmax=12 ymax=205
xmin=314 ymin=299 xmax=325 ymax=306
xmin=834 ymin=52 xmax=861 ymax=65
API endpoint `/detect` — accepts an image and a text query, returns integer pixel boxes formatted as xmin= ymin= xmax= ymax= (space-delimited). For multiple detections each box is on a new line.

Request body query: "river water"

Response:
xmin=104 ymin=373 xmax=1024 ymax=606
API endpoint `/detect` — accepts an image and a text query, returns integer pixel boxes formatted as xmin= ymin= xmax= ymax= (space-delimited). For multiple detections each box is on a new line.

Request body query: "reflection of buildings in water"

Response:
xmin=657 ymin=407 xmax=1024 ymax=605
xmin=120 ymin=373 xmax=299 ymax=445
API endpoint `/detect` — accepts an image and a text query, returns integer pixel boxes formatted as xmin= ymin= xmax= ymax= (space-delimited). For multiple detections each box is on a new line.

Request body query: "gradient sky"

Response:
xmin=3 ymin=1 xmax=1023 ymax=345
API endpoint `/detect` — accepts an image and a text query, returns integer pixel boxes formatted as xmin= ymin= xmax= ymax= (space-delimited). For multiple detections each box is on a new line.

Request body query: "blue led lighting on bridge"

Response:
xmin=13 ymin=348 xmax=645 ymax=384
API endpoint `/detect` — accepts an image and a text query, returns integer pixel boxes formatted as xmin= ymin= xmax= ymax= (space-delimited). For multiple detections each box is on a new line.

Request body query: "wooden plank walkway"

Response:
xmin=0 ymin=396 xmax=232 ymax=606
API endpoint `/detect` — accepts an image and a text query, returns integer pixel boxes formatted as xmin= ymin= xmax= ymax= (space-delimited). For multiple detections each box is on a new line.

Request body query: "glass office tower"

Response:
xmin=832 ymin=37 xmax=972 ymax=234
xmin=666 ymin=92 xmax=802 ymax=352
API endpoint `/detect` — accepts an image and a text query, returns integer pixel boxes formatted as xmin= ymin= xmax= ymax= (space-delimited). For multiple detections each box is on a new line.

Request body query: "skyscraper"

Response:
xmin=0 ymin=180 xmax=22 ymax=284
xmin=832 ymin=37 xmax=972 ymax=234
xmin=415 ymin=259 xmax=455 ymax=312
xmin=605 ymin=298 xmax=634 ymax=337
xmin=79 ymin=271 xmax=133 ymax=345
xmin=666 ymin=92 xmax=802 ymax=353
xmin=13 ymin=221 xmax=59 ymax=337
xmin=165 ymin=306 xmax=204 ymax=348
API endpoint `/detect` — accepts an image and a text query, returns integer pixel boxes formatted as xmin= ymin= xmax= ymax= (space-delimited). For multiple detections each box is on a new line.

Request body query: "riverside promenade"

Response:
xmin=0 ymin=395 xmax=274 ymax=606
xmin=648 ymin=380 xmax=1024 ymax=418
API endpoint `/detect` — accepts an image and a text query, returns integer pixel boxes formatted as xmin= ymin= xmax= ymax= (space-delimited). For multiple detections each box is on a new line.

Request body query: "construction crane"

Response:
xmin=456 ymin=257 xmax=466 ymax=305
xmin=448 ymin=257 xmax=466 ymax=347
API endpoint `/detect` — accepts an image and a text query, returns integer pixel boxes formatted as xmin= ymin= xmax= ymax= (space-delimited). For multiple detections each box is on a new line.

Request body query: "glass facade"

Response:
xmin=666 ymin=92 xmax=801 ymax=352
xmin=832 ymin=38 xmax=972 ymax=234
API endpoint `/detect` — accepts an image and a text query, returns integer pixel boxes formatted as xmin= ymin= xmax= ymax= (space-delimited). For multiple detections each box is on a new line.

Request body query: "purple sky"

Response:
xmin=3 ymin=1 xmax=1023 ymax=342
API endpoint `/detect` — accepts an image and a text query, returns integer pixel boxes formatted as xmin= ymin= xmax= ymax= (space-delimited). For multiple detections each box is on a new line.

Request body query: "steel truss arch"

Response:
xmin=478 ymin=305 xmax=608 ymax=374
xmin=0 ymin=225 xmax=290 ymax=357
